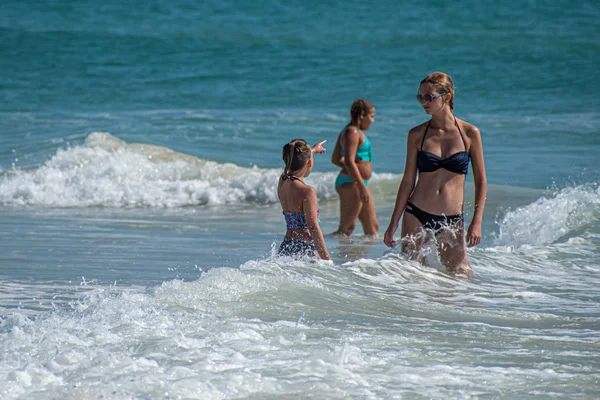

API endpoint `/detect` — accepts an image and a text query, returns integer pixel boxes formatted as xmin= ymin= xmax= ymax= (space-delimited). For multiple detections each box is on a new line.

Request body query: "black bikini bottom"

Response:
xmin=405 ymin=201 xmax=463 ymax=232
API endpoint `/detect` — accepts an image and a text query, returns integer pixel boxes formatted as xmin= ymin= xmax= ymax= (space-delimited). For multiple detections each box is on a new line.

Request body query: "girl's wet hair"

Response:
xmin=350 ymin=99 xmax=374 ymax=121
xmin=421 ymin=72 xmax=455 ymax=111
xmin=282 ymin=139 xmax=311 ymax=176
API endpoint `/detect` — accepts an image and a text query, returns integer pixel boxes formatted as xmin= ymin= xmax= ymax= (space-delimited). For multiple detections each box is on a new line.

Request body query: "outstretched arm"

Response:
xmin=312 ymin=140 xmax=327 ymax=155
xmin=466 ymin=125 xmax=487 ymax=247
xmin=383 ymin=129 xmax=419 ymax=248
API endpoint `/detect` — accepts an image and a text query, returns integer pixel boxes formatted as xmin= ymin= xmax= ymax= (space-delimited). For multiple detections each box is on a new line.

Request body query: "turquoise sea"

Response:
xmin=1 ymin=1 xmax=599 ymax=398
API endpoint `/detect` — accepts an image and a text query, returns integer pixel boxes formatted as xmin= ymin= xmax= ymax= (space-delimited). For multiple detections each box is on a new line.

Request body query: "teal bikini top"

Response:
xmin=340 ymin=125 xmax=374 ymax=162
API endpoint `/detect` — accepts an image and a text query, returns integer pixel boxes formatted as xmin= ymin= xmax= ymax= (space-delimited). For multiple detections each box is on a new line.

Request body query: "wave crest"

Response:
xmin=0 ymin=132 xmax=396 ymax=208
xmin=495 ymin=184 xmax=600 ymax=246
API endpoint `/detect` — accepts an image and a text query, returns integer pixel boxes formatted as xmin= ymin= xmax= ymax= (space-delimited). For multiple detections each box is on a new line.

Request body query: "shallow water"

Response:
xmin=1 ymin=0 xmax=599 ymax=398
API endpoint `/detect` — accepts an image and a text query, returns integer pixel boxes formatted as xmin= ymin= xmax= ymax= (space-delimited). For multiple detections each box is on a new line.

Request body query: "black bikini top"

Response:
xmin=417 ymin=119 xmax=469 ymax=175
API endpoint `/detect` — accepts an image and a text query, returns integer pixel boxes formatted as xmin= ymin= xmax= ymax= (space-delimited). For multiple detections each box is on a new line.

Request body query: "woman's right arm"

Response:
xmin=304 ymin=188 xmax=331 ymax=260
xmin=383 ymin=128 xmax=419 ymax=248
xmin=331 ymin=134 xmax=344 ymax=168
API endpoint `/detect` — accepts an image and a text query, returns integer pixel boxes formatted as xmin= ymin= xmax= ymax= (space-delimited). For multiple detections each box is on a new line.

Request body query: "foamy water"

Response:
xmin=0 ymin=132 xmax=401 ymax=208
xmin=495 ymin=184 xmax=600 ymax=246
xmin=2 ymin=0 xmax=599 ymax=396
xmin=1 ymin=132 xmax=599 ymax=399
xmin=2 ymin=244 xmax=599 ymax=399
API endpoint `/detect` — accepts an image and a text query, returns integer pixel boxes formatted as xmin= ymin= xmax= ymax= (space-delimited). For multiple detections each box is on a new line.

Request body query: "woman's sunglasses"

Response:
xmin=416 ymin=92 xmax=445 ymax=103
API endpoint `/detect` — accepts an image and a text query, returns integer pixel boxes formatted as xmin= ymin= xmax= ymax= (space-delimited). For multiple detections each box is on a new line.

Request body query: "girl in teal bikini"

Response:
xmin=331 ymin=99 xmax=379 ymax=237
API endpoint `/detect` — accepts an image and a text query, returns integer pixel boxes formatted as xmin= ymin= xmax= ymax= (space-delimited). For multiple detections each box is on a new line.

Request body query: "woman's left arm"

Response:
xmin=467 ymin=125 xmax=487 ymax=247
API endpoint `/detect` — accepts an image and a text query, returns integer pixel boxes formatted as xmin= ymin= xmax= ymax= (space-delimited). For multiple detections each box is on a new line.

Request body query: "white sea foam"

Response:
xmin=494 ymin=184 xmax=600 ymax=247
xmin=2 ymin=248 xmax=599 ymax=399
xmin=0 ymin=132 xmax=397 ymax=208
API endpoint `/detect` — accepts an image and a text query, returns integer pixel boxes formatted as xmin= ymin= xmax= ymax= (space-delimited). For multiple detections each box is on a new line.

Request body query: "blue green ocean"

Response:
xmin=1 ymin=1 xmax=599 ymax=398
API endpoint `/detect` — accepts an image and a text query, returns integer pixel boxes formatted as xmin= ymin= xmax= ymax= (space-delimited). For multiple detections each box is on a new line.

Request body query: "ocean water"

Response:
xmin=1 ymin=1 xmax=599 ymax=399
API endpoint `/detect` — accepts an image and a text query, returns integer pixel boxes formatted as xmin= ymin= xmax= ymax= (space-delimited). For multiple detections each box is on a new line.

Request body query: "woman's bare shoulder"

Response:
xmin=343 ymin=125 xmax=361 ymax=138
xmin=456 ymin=118 xmax=481 ymax=139
xmin=407 ymin=121 xmax=429 ymax=143
xmin=409 ymin=120 xmax=430 ymax=134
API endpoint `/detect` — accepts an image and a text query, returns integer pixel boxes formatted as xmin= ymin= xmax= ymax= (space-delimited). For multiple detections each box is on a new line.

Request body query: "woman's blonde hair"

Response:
xmin=421 ymin=72 xmax=455 ymax=111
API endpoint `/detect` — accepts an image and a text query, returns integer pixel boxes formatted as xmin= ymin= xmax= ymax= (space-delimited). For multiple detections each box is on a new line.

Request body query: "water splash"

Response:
xmin=495 ymin=184 xmax=600 ymax=247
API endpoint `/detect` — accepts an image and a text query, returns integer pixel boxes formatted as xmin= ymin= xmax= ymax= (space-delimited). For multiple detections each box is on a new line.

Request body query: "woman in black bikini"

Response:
xmin=383 ymin=72 xmax=487 ymax=276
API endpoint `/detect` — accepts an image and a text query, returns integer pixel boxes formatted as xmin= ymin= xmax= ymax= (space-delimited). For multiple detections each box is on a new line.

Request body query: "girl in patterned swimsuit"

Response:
xmin=278 ymin=139 xmax=331 ymax=260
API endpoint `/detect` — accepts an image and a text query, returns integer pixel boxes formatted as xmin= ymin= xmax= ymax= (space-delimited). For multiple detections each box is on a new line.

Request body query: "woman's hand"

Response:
xmin=312 ymin=140 xmax=327 ymax=154
xmin=466 ymin=222 xmax=482 ymax=247
xmin=383 ymin=224 xmax=398 ymax=248
xmin=359 ymin=185 xmax=371 ymax=204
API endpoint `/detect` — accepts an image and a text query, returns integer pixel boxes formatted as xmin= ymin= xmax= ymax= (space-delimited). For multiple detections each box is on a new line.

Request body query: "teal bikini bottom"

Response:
xmin=335 ymin=174 xmax=369 ymax=189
